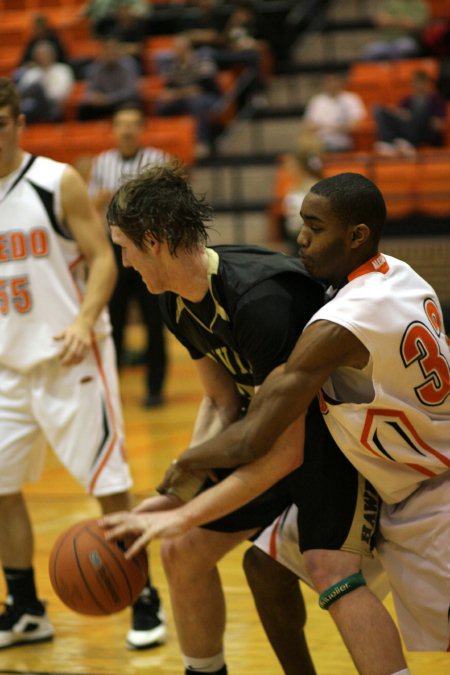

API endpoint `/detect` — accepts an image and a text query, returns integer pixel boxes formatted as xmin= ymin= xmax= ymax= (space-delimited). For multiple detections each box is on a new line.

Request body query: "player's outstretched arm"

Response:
xmin=100 ymin=413 xmax=305 ymax=557
xmin=165 ymin=321 xmax=369 ymax=476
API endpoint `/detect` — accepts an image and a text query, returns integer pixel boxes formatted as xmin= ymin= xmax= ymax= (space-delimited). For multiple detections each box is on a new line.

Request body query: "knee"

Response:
xmin=304 ymin=549 xmax=361 ymax=594
xmin=160 ymin=535 xmax=208 ymax=584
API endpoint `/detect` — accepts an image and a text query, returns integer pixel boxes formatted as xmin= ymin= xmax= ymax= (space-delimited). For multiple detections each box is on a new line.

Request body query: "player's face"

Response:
xmin=0 ymin=106 xmax=23 ymax=176
xmin=297 ymin=192 xmax=355 ymax=287
xmin=110 ymin=225 xmax=167 ymax=294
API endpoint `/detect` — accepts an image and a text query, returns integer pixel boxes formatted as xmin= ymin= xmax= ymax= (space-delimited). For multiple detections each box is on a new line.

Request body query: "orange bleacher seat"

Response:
xmin=0 ymin=25 xmax=29 ymax=48
xmin=144 ymin=116 xmax=196 ymax=165
xmin=61 ymin=18 xmax=92 ymax=44
xmin=322 ymin=153 xmax=372 ymax=179
xmin=415 ymin=155 xmax=450 ymax=217
xmin=21 ymin=116 xmax=196 ymax=167
xmin=138 ymin=75 xmax=165 ymax=115
xmin=352 ymin=116 xmax=377 ymax=152
xmin=0 ymin=46 xmax=22 ymax=77
xmin=348 ymin=61 xmax=395 ymax=107
xmin=372 ymin=158 xmax=418 ymax=219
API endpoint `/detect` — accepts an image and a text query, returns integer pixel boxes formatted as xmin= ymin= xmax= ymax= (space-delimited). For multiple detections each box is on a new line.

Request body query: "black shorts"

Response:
xmin=290 ymin=397 xmax=379 ymax=554
xmin=200 ymin=397 xmax=379 ymax=557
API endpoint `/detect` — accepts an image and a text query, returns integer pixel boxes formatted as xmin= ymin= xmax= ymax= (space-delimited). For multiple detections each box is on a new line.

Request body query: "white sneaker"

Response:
xmin=0 ymin=597 xmax=54 ymax=648
xmin=127 ymin=586 xmax=167 ymax=650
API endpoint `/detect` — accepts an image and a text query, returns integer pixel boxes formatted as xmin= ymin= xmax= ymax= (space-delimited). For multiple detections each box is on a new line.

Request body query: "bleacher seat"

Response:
xmin=21 ymin=116 xmax=196 ymax=166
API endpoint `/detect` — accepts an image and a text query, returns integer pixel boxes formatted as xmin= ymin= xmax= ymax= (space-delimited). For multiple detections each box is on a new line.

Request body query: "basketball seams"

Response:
xmin=73 ymin=529 xmax=111 ymax=614
xmin=84 ymin=524 xmax=135 ymax=604
xmin=48 ymin=518 xmax=148 ymax=616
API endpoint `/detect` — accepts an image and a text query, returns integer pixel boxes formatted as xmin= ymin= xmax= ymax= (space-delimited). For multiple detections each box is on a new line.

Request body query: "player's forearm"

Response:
xmin=178 ymin=369 xmax=310 ymax=472
xmin=176 ymin=425 xmax=303 ymax=528
xmin=78 ymin=246 xmax=117 ymax=329
xmin=189 ymin=395 xmax=241 ymax=447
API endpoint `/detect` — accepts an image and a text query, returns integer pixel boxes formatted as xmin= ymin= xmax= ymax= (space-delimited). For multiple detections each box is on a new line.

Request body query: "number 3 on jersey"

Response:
xmin=401 ymin=298 xmax=450 ymax=406
xmin=0 ymin=276 xmax=32 ymax=315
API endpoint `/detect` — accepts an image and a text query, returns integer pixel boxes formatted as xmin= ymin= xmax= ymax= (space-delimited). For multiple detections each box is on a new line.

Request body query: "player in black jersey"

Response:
xmin=102 ymin=162 xmax=407 ymax=675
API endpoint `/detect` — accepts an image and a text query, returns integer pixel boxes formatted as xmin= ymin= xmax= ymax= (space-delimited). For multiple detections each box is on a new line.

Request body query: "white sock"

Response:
xmin=182 ymin=652 xmax=225 ymax=672
xmin=391 ymin=669 xmax=410 ymax=675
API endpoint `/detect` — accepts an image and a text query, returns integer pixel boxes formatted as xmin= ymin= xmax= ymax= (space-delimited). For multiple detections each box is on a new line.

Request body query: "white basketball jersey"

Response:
xmin=0 ymin=154 xmax=110 ymax=371
xmin=307 ymin=253 xmax=450 ymax=503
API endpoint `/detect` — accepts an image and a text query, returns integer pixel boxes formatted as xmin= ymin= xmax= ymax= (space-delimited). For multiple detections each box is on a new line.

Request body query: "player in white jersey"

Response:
xmin=0 ymin=78 xmax=164 ymax=650
xmin=89 ymin=103 xmax=169 ymax=408
xmin=102 ymin=172 xmax=449 ymax=658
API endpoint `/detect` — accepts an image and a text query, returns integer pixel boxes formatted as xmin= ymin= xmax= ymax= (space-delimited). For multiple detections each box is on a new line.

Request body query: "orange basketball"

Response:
xmin=48 ymin=518 xmax=148 ymax=616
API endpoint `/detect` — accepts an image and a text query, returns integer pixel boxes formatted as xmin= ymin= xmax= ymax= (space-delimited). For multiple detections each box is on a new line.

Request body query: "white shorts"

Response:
xmin=0 ymin=336 xmax=132 ymax=497
xmin=377 ymin=471 xmax=450 ymax=651
xmin=253 ymin=503 xmax=390 ymax=601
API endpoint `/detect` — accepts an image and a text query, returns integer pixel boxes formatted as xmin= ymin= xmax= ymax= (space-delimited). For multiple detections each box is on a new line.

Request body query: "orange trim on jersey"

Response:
xmin=361 ymin=408 xmax=450 ymax=476
xmin=88 ymin=335 xmax=126 ymax=493
xmin=269 ymin=514 xmax=282 ymax=559
xmin=69 ymin=254 xmax=84 ymax=272
xmin=347 ymin=253 xmax=389 ymax=282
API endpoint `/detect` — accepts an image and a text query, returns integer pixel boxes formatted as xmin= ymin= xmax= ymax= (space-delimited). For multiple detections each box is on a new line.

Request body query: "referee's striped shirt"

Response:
xmin=89 ymin=146 xmax=169 ymax=197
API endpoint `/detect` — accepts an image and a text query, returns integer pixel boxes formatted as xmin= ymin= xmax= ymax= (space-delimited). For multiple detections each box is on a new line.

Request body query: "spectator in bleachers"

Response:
xmin=301 ymin=74 xmax=366 ymax=152
xmin=374 ymin=69 xmax=447 ymax=156
xmin=180 ymin=0 xmax=267 ymax=106
xmin=155 ymin=35 xmax=221 ymax=158
xmin=19 ymin=13 xmax=68 ymax=67
xmin=361 ymin=0 xmax=430 ymax=61
xmin=109 ymin=1 xmax=148 ymax=73
xmin=77 ymin=36 xmax=140 ymax=120
xmin=177 ymin=0 xmax=224 ymax=50
xmin=79 ymin=0 xmax=151 ymax=38
xmin=16 ymin=41 xmax=75 ymax=123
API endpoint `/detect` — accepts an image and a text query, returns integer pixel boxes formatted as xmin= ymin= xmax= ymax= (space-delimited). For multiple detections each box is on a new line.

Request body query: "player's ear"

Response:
xmin=350 ymin=223 xmax=370 ymax=248
xmin=145 ymin=233 xmax=160 ymax=253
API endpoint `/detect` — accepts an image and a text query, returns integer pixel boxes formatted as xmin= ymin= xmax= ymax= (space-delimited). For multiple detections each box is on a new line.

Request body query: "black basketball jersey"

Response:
xmin=160 ymin=245 xmax=325 ymax=404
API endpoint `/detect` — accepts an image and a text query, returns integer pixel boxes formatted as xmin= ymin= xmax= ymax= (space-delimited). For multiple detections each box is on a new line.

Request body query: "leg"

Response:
xmin=108 ymin=246 xmax=131 ymax=368
xmin=304 ymin=549 xmax=407 ymax=675
xmin=97 ymin=489 xmax=167 ymax=649
xmin=136 ymin=279 xmax=168 ymax=405
xmin=243 ymin=546 xmax=316 ymax=675
xmin=161 ymin=526 xmax=255 ymax=672
xmin=0 ymin=492 xmax=33 ymax=568
xmin=0 ymin=493 xmax=53 ymax=648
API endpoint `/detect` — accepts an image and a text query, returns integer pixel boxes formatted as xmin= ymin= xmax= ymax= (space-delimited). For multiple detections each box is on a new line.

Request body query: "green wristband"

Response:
xmin=319 ymin=571 xmax=366 ymax=610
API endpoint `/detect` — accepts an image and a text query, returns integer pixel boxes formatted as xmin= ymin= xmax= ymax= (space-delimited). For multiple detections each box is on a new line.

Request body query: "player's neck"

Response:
xmin=172 ymin=248 xmax=210 ymax=303
xmin=0 ymin=149 xmax=23 ymax=179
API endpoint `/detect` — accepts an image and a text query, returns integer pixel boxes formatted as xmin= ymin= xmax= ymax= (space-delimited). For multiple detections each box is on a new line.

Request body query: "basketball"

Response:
xmin=48 ymin=518 xmax=148 ymax=616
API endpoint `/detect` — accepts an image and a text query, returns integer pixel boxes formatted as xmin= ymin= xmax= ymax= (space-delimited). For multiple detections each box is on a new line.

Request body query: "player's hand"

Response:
xmin=54 ymin=320 xmax=92 ymax=365
xmin=156 ymin=459 xmax=186 ymax=494
xmin=99 ymin=509 xmax=189 ymax=558
xmin=133 ymin=493 xmax=183 ymax=513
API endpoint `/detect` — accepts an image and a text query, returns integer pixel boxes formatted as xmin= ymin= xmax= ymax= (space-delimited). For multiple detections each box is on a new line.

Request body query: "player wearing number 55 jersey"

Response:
xmin=0 ymin=78 xmax=164 ymax=651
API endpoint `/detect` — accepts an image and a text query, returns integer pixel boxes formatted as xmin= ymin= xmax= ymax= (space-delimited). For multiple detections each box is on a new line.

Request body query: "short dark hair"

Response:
xmin=0 ymin=77 xmax=21 ymax=119
xmin=113 ymin=102 xmax=145 ymax=119
xmin=107 ymin=159 xmax=213 ymax=255
xmin=310 ymin=172 xmax=386 ymax=242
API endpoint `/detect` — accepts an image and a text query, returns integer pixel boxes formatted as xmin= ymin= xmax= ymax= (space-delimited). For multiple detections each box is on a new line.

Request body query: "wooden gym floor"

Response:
xmin=0 ymin=329 xmax=447 ymax=675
